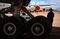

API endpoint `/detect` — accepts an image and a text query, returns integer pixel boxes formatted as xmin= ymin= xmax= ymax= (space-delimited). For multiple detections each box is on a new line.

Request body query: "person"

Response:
xmin=47 ymin=8 xmax=54 ymax=26
xmin=43 ymin=8 xmax=45 ymax=12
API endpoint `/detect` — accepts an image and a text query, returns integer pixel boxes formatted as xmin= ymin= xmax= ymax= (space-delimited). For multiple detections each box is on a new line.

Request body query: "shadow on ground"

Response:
xmin=47 ymin=27 xmax=60 ymax=39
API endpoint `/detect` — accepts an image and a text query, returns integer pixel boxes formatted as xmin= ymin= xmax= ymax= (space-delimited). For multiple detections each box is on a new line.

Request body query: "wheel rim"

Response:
xmin=31 ymin=23 xmax=44 ymax=36
xmin=3 ymin=23 xmax=16 ymax=36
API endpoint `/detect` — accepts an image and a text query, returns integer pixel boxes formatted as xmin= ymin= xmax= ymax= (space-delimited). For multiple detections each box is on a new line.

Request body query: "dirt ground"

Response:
xmin=47 ymin=27 xmax=60 ymax=39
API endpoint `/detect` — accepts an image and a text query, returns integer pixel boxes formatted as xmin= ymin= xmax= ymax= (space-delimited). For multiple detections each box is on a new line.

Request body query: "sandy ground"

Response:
xmin=48 ymin=27 xmax=60 ymax=39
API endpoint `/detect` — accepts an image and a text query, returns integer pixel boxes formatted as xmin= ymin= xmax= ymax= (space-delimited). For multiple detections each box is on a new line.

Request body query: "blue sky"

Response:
xmin=30 ymin=0 xmax=60 ymax=9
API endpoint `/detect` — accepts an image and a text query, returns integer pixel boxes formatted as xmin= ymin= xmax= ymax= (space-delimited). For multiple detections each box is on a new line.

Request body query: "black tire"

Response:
xmin=0 ymin=16 xmax=25 ymax=39
xmin=25 ymin=16 xmax=52 ymax=39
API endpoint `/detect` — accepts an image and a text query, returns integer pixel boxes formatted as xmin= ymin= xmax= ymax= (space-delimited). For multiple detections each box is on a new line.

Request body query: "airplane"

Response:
xmin=26 ymin=4 xmax=53 ymax=12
